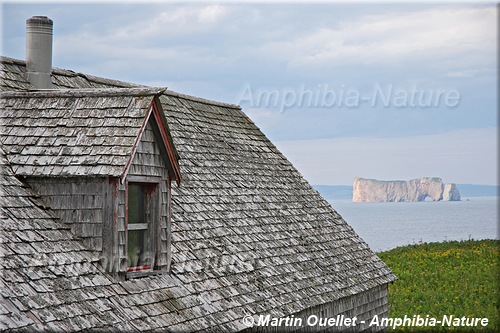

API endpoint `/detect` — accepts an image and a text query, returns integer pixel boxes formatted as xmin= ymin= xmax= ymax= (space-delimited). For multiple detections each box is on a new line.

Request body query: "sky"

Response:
xmin=1 ymin=1 xmax=497 ymax=185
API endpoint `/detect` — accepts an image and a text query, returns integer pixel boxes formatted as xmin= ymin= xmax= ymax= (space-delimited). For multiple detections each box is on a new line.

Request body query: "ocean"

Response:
xmin=328 ymin=196 xmax=498 ymax=252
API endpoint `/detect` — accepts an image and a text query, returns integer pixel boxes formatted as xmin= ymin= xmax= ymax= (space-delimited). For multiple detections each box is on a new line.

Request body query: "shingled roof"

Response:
xmin=1 ymin=56 xmax=396 ymax=331
xmin=0 ymin=87 xmax=181 ymax=183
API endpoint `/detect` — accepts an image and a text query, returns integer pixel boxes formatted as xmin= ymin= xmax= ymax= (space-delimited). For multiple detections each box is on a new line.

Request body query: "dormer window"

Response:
xmin=126 ymin=179 xmax=160 ymax=273
xmin=1 ymin=89 xmax=182 ymax=280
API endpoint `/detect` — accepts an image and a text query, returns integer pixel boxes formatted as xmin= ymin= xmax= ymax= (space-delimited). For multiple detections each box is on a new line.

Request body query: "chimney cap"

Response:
xmin=26 ymin=16 xmax=53 ymax=25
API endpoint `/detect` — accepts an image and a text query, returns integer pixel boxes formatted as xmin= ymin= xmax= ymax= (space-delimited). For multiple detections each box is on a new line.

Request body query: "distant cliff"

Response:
xmin=353 ymin=177 xmax=461 ymax=202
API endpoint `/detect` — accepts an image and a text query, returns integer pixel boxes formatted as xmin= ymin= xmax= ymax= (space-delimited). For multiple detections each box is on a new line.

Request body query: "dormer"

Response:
xmin=0 ymin=88 xmax=181 ymax=279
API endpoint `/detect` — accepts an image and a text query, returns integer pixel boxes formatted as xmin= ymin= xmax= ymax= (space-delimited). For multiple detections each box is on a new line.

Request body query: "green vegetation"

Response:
xmin=378 ymin=239 xmax=499 ymax=332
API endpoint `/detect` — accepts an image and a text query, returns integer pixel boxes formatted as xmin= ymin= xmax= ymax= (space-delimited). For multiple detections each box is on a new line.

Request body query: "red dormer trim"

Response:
xmin=151 ymin=96 xmax=182 ymax=186
xmin=121 ymin=94 xmax=182 ymax=186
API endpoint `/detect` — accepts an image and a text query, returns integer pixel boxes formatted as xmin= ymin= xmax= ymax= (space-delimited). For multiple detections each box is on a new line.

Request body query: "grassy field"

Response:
xmin=378 ymin=239 xmax=499 ymax=332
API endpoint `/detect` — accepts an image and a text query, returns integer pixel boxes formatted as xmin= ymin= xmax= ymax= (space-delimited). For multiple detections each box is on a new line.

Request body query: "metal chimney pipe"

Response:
xmin=25 ymin=16 xmax=53 ymax=89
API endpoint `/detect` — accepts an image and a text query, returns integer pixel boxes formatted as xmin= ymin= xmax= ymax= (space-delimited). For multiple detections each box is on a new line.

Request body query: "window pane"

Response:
xmin=128 ymin=229 xmax=151 ymax=268
xmin=128 ymin=184 xmax=145 ymax=224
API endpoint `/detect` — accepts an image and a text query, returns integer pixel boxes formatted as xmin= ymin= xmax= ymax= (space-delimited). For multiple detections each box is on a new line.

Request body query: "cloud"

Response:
xmin=53 ymin=4 xmax=233 ymax=47
xmin=197 ymin=4 xmax=229 ymax=24
xmin=50 ymin=3 xmax=240 ymax=81
xmin=266 ymin=6 xmax=496 ymax=72
xmin=44 ymin=3 xmax=495 ymax=88
xmin=112 ymin=4 xmax=232 ymax=41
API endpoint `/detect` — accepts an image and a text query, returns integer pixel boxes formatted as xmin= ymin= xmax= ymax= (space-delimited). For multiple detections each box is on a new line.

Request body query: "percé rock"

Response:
xmin=353 ymin=177 xmax=461 ymax=202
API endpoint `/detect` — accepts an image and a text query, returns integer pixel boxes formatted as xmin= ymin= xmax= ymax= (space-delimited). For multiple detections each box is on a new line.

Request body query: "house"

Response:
xmin=0 ymin=16 xmax=396 ymax=332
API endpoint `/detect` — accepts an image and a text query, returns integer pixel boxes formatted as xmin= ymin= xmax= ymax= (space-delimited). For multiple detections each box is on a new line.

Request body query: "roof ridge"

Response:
xmin=53 ymin=68 xmax=144 ymax=88
xmin=0 ymin=87 xmax=166 ymax=98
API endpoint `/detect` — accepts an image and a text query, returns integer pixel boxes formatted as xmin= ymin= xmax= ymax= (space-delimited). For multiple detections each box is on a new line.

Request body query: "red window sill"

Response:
xmin=127 ymin=265 xmax=151 ymax=272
